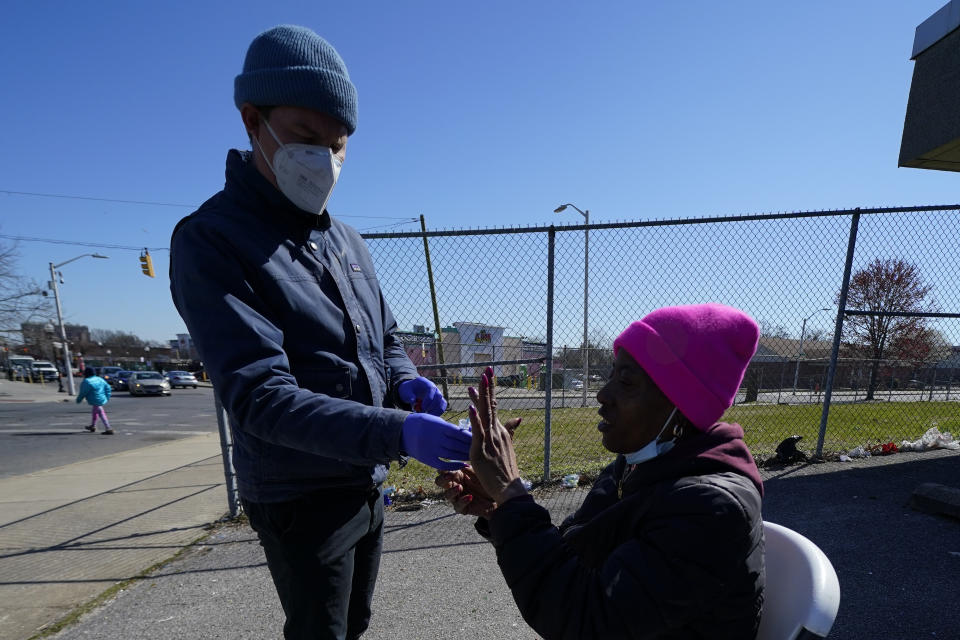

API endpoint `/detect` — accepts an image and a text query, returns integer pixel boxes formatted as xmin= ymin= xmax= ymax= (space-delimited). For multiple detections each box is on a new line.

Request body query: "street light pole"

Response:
xmin=48 ymin=262 xmax=73 ymax=394
xmin=48 ymin=253 xmax=109 ymax=395
xmin=555 ymin=203 xmax=590 ymax=407
xmin=792 ymin=307 xmax=831 ymax=395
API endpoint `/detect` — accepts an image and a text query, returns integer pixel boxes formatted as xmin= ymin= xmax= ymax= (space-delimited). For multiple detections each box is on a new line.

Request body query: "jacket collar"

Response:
xmin=618 ymin=422 xmax=764 ymax=497
xmin=222 ymin=149 xmax=332 ymax=232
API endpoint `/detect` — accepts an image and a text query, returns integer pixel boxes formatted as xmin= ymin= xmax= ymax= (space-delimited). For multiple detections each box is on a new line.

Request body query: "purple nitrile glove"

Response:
xmin=398 ymin=376 xmax=447 ymax=415
xmin=400 ymin=413 xmax=470 ymax=471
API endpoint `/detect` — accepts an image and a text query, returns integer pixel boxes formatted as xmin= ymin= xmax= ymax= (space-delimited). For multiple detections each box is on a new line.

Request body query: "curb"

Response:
xmin=909 ymin=482 xmax=960 ymax=519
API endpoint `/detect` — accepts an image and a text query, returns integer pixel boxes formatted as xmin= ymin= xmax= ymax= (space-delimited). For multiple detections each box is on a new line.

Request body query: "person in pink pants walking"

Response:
xmin=76 ymin=367 xmax=113 ymax=435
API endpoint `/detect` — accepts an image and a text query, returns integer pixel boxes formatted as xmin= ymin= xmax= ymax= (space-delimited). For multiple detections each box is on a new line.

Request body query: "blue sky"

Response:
xmin=1 ymin=0 xmax=957 ymax=344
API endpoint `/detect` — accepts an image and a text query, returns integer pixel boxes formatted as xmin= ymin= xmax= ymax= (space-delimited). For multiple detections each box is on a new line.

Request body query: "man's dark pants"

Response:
xmin=243 ymin=487 xmax=384 ymax=640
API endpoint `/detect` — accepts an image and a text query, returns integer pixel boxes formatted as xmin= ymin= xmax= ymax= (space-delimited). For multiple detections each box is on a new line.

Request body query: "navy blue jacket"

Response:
xmin=487 ymin=422 xmax=765 ymax=639
xmin=170 ymin=150 xmax=418 ymax=502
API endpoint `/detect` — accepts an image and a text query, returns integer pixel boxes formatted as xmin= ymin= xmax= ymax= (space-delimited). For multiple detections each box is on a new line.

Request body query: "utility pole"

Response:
xmin=49 ymin=262 xmax=75 ymax=395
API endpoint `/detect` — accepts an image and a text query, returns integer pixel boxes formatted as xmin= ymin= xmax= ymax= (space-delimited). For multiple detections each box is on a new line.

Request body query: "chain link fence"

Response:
xmin=361 ymin=206 xmax=960 ymax=489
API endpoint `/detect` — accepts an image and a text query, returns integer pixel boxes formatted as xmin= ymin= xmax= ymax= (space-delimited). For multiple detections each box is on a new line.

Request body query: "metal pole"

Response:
xmin=214 ymin=392 xmax=240 ymax=517
xmin=582 ymin=210 xmax=589 ymax=408
xmin=792 ymin=318 xmax=807 ymax=395
xmin=816 ymin=212 xmax=860 ymax=458
xmin=420 ymin=215 xmax=449 ymax=400
xmin=562 ymin=345 xmax=567 ymax=409
xmin=48 ymin=262 xmax=75 ymax=395
xmin=777 ymin=360 xmax=785 ymax=404
xmin=544 ymin=226 xmax=556 ymax=482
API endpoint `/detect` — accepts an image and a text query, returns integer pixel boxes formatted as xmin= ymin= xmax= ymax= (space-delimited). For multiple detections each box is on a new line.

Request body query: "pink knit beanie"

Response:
xmin=613 ymin=303 xmax=759 ymax=430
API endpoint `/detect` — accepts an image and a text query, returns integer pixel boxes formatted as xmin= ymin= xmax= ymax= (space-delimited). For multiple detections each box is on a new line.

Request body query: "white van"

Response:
xmin=31 ymin=361 xmax=60 ymax=382
xmin=9 ymin=355 xmax=35 ymax=370
xmin=8 ymin=355 xmax=35 ymax=379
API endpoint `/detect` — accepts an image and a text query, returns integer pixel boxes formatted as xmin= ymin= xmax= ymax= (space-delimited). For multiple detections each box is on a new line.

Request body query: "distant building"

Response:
xmin=20 ymin=322 xmax=90 ymax=347
xmin=398 ymin=322 xmax=546 ymax=383
xmin=172 ymin=333 xmax=199 ymax=361
xmin=394 ymin=328 xmax=437 ymax=369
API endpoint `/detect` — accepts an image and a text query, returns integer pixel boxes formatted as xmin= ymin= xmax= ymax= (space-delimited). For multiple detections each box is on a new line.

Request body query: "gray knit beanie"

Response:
xmin=234 ymin=25 xmax=357 ymax=135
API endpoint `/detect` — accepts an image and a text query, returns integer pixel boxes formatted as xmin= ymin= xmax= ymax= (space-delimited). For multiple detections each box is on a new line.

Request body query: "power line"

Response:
xmin=359 ymin=219 xmax=420 ymax=232
xmin=0 ymin=215 xmax=420 ymax=250
xmin=1 ymin=189 xmax=421 ymax=220
xmin=0 ymin=234 xmax=168 ymax=252
xmin=0 ymin=189 xmax=195 ymax=208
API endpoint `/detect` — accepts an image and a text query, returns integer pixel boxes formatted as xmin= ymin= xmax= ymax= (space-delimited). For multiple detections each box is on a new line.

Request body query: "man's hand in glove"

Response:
xmin=398 ymin=376 xmax=447 ymax=415
xmin=400 ymin=413 xmax=470 ymax=471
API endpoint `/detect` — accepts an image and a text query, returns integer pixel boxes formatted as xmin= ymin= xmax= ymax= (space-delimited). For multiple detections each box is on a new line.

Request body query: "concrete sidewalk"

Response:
xmin=0 ymin=427 xmax=226 ymax=639
xmin=0 ymin=378 xmax=75 ymax=404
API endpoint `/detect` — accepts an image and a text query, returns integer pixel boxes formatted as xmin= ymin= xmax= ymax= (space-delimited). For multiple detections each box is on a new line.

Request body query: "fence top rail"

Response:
xmin=417 ymin=357 xmax=546 ymax=370
xmin=844 ymin=310 xmax=960 ymax=319
xmin=361 ymin=204 xmax=960 ymax=239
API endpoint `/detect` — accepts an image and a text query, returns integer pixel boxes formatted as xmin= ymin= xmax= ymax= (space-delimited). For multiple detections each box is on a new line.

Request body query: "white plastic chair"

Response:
xmin=756 ymin=521 xmax=841 ymax=640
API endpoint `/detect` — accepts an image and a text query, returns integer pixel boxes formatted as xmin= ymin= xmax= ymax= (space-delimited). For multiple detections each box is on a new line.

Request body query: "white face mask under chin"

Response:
xmin=624 ymin=407 xmax=678 ymax=465
xmin=254 ymin=118 xmax=342 ymax=215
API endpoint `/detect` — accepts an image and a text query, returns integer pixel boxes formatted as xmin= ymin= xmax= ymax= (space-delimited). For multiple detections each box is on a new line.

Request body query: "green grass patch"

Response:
xmin=386 ymin=401 xmax=959 ymax=496
xmin=727 ymin=400 xmax=960 ymax=456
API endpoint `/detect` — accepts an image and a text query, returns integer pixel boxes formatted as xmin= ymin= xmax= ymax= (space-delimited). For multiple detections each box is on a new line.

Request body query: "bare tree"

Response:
xmin=89 ymin=329 xmax=147 ymax=349
xmin=841 ymin=258 xmax=935 ymax=399
xmin=0 ymin=239 xmax=51 ymax=350
xmin=759 ymin=320 xmax=790 ymax=339
xmin=555 ymin=331 xmax=615 ymax=380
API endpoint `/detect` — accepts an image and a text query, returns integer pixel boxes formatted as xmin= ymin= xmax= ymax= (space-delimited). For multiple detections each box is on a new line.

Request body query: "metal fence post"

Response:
xmin=214 ymin=392 xmax=241 ymax=517
xmin=420 ymin=214 xmax=449 ymax=400
xmin=816 ymin=211 xmax=860 ymax=458
xmin=561 ymin=345 xmax=567 ymax=409
xmin=776 ymin=361 xmax=785 ymax=404
xmin=544 ymin=226 xmax=556 ymax=482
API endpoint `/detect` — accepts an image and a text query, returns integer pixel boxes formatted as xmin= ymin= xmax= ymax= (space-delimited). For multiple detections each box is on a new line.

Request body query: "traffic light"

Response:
xmin=140 ymin=250 xmax=155 ymax=278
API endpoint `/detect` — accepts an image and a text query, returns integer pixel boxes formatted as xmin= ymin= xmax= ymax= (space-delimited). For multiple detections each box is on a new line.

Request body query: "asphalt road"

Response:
xmin=0 ymin=386 xmax=219 ymax=479
xmin=5 ymin=381 xmax=949 ymax=481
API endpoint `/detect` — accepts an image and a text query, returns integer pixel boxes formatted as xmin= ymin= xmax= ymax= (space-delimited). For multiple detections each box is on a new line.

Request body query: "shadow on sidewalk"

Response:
xmin=762 ymin=452 xmax=959 ymax=640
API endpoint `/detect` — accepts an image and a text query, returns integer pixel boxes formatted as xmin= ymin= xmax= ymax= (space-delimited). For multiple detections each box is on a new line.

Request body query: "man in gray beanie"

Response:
xmin=170 ymin=25 xmax=469 ymax=640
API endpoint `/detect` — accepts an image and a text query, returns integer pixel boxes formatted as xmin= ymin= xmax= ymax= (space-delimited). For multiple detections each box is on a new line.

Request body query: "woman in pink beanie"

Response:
xmin=438 ymin=303 xmax=765 ymax=639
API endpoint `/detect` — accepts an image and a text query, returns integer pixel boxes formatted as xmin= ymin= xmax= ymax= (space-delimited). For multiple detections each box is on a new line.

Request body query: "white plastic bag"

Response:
xmin=900 ymin=427 xmax=960 ymax=452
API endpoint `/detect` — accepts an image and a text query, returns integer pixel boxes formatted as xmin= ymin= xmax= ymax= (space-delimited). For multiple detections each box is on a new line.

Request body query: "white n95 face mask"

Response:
xmin=256 ymin=117 xmax=342 ymax=215
xmin=624 ymin=407 xmax=678 ymax=465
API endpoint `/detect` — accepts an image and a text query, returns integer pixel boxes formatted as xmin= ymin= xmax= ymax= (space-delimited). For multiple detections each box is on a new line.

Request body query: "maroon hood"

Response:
xmin=629 ymin=421 xmax=764 ymax=497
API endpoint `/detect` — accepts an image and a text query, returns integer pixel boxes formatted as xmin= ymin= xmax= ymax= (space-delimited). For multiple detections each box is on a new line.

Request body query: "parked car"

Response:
xmin=97 ymin=366 xmax=125 ymax=387
xmin=110 ymin=370 xmax=135 ymax=391
xmin=129 ymin=371 xmax=171 ymax=396
xmin=164 ymin=370 xmax=198 ymax=389
xmin=30 ymin=361 xmax=60 ymax=382
xmin=570 ymin=378 xmax=584 ymax=391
